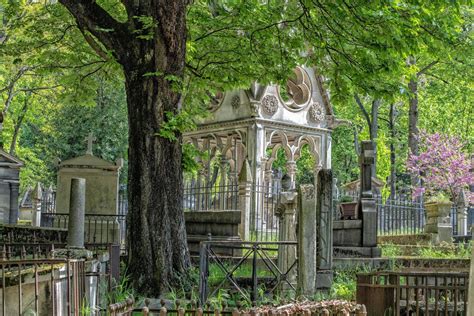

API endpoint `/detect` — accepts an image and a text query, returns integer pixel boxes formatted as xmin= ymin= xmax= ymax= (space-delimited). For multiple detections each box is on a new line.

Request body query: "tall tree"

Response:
xmin=57 ymin=1 xmax=191 ymax=295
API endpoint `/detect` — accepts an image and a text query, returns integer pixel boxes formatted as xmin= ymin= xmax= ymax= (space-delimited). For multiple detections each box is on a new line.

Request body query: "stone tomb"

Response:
xmin=0 ymin=149 xmax=23 ymax=224
xmin=55 ymin=136 xmax=123 ymax=244
xmin=333 ymin=141 xmax=381 ymax=258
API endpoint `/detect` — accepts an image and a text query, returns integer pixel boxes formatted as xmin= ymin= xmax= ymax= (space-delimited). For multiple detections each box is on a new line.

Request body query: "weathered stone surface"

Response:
xmin=424 ymin=202 xmax=453 ymax=244
xmin=316 ymin=169 xmax=333 ymax=271
xmin=185 ymin=210 xmax=241 ymax=256
xmin=360 ymin=198 xmax=377 ymax=247
xmin=0 ymin=149 xmax=23 ymax=224
xmin=467 ymin=227 xmax=474 ymax=316
xmin=56 ymin=154 xmax=121 ymax=216
xmin=333 ymin=220 xmax=362 ymax=247
xmin=277 ymin=189 xmax=298 ymax=290
xmin=297 ymin=184 xmax=317 ymax=297
xmin=67 ymin=178 xmax=86 ymax=248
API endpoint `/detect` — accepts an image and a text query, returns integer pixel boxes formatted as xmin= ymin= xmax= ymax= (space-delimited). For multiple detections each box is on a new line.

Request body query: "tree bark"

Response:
xmin=59 ymin=0 xmax=191 ymax=295
xmin=370 ymin=99 xmax=381 ymax=177
xmin=9 ymin=94 xmax=29 ymax=155
xmin=388 ymin=103 xmax=397 ymax=198
xmin=354 ymin=94 xmax=380 ymax=177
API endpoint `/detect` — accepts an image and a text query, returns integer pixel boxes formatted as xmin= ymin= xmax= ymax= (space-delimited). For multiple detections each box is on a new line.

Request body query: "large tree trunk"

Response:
xmin=59 ymin=0 xmax=191 ymax=296
xmin=122 ymin=3 xmax=190 ymax=295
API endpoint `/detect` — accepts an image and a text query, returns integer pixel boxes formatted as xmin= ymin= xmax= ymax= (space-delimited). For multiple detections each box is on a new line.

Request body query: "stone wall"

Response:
xmin=0 ymin=224 xmax=67 ymax=243
xmin=185 ymin=210 xmax=241 ymax=255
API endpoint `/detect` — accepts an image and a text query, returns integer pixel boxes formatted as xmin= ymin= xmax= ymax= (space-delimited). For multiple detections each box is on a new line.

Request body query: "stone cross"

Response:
xmin=85 ymin=133 xmax=96 ymax=155
xmin=359 ymin=141 xmax=375 ymax=199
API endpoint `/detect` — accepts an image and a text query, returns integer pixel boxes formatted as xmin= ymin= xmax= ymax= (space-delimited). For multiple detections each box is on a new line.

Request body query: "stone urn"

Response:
xmin=339 ymin=201 xmax=359 ymax=219
xmin=424 ymin=201 xmax=453 ymax=243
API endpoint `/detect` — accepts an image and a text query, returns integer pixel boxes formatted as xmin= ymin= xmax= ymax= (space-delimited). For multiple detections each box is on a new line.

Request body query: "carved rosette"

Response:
xmin=231 ymin=95 xmax=240 ymax=109
xmin=309 ymin=102 xmax=325 ymax=122
xmin=262 ymin=95 xmax=278 ymax=116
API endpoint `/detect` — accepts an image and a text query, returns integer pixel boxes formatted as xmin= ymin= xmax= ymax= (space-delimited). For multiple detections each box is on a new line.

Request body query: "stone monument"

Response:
xmin=333 ymin=141 xmax=380 ymax=258
xmin=55 ymin=133 xmax=123 ymax=243
xmin=0 ymin=149 xmax=23 ymax=224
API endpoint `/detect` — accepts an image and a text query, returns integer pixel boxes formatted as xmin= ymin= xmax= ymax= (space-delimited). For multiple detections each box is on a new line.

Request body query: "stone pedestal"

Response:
xmin=425 ymin=202 xmax=452 ymax=244
xmin=361 ymin=198 xmax=377 ymax=247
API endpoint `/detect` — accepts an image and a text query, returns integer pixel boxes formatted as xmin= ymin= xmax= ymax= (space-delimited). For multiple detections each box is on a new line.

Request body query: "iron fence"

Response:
xmin=39 ymin=190 xmax=56 ymax=214
xmin=40 ymin=213 xmax=127 ymax=249
xmin=250 ymin=182 xmax=281 ymax=242
xmin=183 ymin=179 xmax=239 ymax=211
xmin=0 ymin=258 xmax=87 ymax=316
xmin=377 ymin=196 xmax=425 ymax=236
xmin=198 ymin=240 xmax=297 ymax=305
xmin=357 ymin=271 xmax=469 ymax=315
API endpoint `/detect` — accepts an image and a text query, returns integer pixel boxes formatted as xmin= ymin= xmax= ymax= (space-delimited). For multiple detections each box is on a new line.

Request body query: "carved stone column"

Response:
xmin=277 ymin=187 xmax=298 ymax=291
xmin=238 ymin=160 xmax=252 ymax=240
xmin=286 ymin=160 xmax=297 ymax=190
xmin=297 ymin=184 xmax=317 ymax=297
xmin=8 ymin=182 xmax=20 ymax=225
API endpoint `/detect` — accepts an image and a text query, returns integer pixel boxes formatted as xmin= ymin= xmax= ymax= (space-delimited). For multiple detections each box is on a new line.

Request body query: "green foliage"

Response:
xmin=416 ymin=241 xmax=472 ymax=259
xmin=330 ymin=265 xmax=374 ymax=301
xmin=380 ymin=243 xmax=404 ymax=258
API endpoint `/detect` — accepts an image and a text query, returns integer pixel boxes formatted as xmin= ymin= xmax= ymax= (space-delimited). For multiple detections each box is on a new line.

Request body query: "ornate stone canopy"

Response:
xmin=184 ymin=66 xmax=340 ymax=187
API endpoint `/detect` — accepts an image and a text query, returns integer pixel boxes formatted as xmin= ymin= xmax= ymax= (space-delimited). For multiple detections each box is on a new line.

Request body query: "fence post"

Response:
xmin=238 ymin=160 xmax=252 ymax=241
xmin=297 ymin=184 xmax=317 ymax=297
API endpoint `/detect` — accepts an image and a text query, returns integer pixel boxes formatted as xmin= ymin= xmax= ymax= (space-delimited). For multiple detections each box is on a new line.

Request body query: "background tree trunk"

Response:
xmin=388 ymin=103 xmax=397 ymax=198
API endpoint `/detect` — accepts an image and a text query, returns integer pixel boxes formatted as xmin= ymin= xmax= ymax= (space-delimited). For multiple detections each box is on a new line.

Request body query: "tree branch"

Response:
xmin=58 ymin=0 xmax=129 ymax=59
xmin=417 ymin=60 xmax=439 ymax=76
xmin=354 ymin=93 xmax=372 ymax=135
xmin=78 ymin=26 xmax=110 ymax=61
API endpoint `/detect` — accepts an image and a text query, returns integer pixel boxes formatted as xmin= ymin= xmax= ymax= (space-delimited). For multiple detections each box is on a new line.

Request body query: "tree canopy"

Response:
xmin=0 ymin=0 xmax=472 ymax=294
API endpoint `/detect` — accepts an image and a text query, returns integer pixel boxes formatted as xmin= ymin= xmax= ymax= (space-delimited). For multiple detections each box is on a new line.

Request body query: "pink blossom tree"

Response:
xmin=407 ymin=132 xmax=473 ymax=204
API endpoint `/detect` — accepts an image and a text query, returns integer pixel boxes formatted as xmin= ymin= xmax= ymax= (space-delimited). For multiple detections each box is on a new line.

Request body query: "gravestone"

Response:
xmin=333 ymin=141 xmax=380 ymax=258
xmin=19 ymin=183 xmax=42 ymax=226
xmin=0 ymin=149 xmax=23 ymax=224
xmin=55 ymin=134 xmax=123 ymax=243
xmin=297 ymin=184 xmax=317 ymax=297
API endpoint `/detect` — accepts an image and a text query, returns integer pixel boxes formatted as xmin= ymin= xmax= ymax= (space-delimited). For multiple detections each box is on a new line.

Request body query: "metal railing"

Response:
xmin=198 ymin=241 xmax=297 ymax=305
xmin=183 ymin=180 xmax=239 ymax=211
xmin=357 ymin=271 xmax=469 ymax=315
xmin=377 ymin=196 xmax=425 ymax=236
xmin=0 ymin=258 xmax=86 ymax=316
xmin=40 ymin=213 xmax=127 ymax=249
